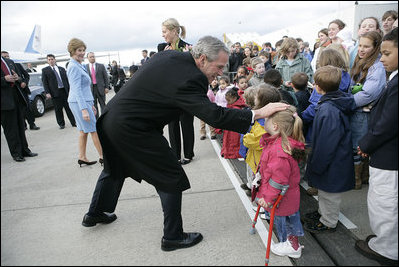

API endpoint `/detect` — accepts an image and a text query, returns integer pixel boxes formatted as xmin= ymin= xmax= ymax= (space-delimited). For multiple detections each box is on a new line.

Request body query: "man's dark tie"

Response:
xmin=52 ymin=66 xmax=64 ymax=88
xmin=1 ymin=60 xmax=14 ymax=87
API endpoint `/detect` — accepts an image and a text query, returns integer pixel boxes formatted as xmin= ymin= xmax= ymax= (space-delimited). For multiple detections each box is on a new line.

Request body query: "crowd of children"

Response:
xmin=197 ymin=12 xmax=397 ymax=265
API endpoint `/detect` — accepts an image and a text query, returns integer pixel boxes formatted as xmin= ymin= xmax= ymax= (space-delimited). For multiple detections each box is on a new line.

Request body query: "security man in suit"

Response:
xmin=1 ymin=53 xmax=38 ymax=162
xmin=41 ymin=54 xmax=76 ymax=129
xmin=81 ymin=36 xmax=289 ymax=251
xmin=86 ymin=52 xmax=110 ymax=119
xmin=1 ymin=51 xmax=40 ymax=130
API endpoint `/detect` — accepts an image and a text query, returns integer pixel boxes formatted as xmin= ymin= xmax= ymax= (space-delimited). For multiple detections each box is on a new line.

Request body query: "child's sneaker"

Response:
xmin=301 ymin=210 xmax=321 ymax=223
xmin=252 ymin=205 xmax=265 ymax=214
xmin=304 ymin=220 xmax=336 ymax=233
xmin=271 ymin=240 xmax=303 ymax=258
xmin=260 ymin=211 xmax=270 ymax=220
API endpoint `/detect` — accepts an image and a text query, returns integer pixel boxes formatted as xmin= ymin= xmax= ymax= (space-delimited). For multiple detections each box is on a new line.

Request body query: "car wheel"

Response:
xmin=32 ymin=96 xmax=45 ymax=117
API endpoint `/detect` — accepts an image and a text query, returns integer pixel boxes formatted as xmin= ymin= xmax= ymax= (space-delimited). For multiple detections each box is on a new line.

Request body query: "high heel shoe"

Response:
xmin=78 ymin=159 xmax=97 ymax=167
xmin=99 ymin=158 xmax=104 ymax=166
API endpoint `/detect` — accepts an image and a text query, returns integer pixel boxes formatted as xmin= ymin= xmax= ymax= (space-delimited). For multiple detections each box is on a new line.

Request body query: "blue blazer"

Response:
xmin=67 ymin=58 xmax=94 ymax=110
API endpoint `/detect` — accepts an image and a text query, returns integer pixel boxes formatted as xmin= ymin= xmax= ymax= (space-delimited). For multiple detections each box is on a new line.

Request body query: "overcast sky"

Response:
xmin=0 ymin=1 xmax=393 ymax=65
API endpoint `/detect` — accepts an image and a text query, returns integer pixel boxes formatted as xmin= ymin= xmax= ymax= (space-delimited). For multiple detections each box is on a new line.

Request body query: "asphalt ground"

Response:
xmin=1 ymin=90 xmax=291 ymax=266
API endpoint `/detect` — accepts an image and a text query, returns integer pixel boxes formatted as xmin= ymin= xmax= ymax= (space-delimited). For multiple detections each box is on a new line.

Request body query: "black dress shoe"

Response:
xmin=82 ymin=212 xmax=117 ymax=227
xmin=30 ymin=125 xmax=40 ymax=130
xmin=23 ymin=151 xmax=38 ymax=157
xmin=59 ymin=125 xmax=65 ymax=129
xmin=161 ymin=232 xmax=203 ymax=251
xmin=355 ymin=239 xmax=398 ymax=265
xmin=180 ymin=158 xmax=192 ymax=165
xmin=72 ymin=124 xmax=77 ymax=127
xmin=13 ymin=156 xmax=26 ymax=162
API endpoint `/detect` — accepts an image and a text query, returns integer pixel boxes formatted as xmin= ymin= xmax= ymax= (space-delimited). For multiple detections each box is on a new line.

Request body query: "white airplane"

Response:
xmin=5 ymin=25 xmax=115 ymax=67
xmin=4 ymin=25 xmax=69 ymax=66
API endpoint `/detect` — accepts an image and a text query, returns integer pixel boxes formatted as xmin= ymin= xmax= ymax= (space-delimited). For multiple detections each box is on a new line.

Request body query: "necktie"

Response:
xmin=91 ymin=64 xmax=97 ymax=84
xmin=1 ymin=59 xmax=14 ymax=87
xmin=52 ymin=66 xmax=64 ymax=88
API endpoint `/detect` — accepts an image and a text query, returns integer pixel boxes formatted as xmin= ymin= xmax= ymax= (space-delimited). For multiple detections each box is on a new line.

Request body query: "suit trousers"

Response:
xmin=88 ymin=169 xmax=183 ymax=240
xmin=168 ymin=111 xmax=194 ymax=160
xmin=1 ymin=92 xmax=31 ymax=158
xmin=22 ymin=93 xmax=36 ymax=127
xmin=92 ymin=84 xmax=106 ymax=119
xmin=367 ymin=167 xmax=398 ymax=260
xmin=52 ymin=89 xmax=76 ymax=127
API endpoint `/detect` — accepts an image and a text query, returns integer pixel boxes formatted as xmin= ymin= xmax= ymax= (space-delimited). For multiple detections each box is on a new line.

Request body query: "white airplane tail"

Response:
xmin=24 ymin=25 xmax=41 ymax=54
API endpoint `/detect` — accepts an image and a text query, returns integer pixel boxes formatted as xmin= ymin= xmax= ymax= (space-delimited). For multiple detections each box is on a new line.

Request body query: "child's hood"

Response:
xmin=229 ymin=96 xmax=247 ymax=109
xmin=317 ymin=90 xmax=356 ymax=115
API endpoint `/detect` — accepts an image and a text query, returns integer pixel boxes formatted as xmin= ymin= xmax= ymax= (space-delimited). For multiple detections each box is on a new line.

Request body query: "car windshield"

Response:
xmin=29 ymin=74 xmax=43 ymax=86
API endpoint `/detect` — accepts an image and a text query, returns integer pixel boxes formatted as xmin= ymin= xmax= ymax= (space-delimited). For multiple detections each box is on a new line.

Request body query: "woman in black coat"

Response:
xmin=158 ymin=18 xmax=194 ymax=165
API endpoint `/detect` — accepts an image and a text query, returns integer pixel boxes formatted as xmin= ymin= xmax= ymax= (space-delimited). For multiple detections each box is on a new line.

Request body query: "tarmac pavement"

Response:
xmin=1 ymin=90 xmax=292 ymax=266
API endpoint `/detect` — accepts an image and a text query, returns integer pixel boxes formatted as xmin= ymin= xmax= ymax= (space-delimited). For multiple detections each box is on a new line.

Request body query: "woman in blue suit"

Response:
xmin=67 ymin=38 xmax=103 ymax=167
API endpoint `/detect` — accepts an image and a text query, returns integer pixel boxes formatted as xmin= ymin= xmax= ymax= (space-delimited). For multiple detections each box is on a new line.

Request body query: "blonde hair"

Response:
xmin=280 ymin=37 xmax=299 ymax=58
xmin=318 ymin=47 xmax=348 ymax=72
xmin=67 ymin=38 xmax=86 ymax=57
xmin=268 ymin=105 xmax=305 ymax=155
xmin=251 ymin=57 xmax=263 ymax=68
xmin=243 ymin=86 xmax=257 ymax=109
xmin=162 ymin=18 xmax=186 ymax=39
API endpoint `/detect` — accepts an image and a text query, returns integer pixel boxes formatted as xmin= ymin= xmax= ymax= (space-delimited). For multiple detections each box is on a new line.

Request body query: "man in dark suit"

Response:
xmin=81 ymin=36 xmax=289 ymax=251
xmin=1 ymin=54 xmax=38 ymax=162
xmin=140 ymin=49 xmax=150 ymax=65
xmin=86 ymin=52 xmax=110 ymax=119
xmin=25 ymin=63 xmax=37 ymax=73
xmin=41 ymin=54 xmax=76 ymax=129
xmin=1 ymin=51 xmax=40 ymax=130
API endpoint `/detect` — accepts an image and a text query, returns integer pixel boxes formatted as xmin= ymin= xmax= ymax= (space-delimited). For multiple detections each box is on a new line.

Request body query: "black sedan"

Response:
xmin=28 ymin=73 xmax=53 ymax=117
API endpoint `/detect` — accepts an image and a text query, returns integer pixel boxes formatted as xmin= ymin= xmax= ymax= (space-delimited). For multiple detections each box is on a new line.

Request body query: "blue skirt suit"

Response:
xmin=67 ymin=58 xmax=96 ymax=133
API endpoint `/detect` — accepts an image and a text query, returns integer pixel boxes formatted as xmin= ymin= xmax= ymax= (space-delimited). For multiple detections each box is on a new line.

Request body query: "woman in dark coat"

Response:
xmin=158 ymin=18 xmax=194 ymax=165
xmin=82 ymin=36 xmax=289 ymax=251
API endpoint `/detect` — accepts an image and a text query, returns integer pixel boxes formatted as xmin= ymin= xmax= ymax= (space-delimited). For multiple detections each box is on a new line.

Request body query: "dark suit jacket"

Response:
xmin=85 ymin=63 xmax=110 ymax=96
xmin=15 ymin=63 xmax=31 ymax=97
xmin=359 ymin=74 xmax=398 ymax=170
xmin=96 ymin=50 xmax=252 ymax=195
xmin=140 ymin=57 xmax=149 ymax=65
xmin=1 ymin=57 xmax=27 ymax=110
xmin=157 ymin=39 xmax=190 ymax=52
xmin=41 ymin=65 xmax=69 ymax=98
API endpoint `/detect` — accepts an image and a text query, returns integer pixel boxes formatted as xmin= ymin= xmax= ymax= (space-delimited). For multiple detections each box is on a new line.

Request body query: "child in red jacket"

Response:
xmin=221 ymin=88 xmax=247 ymax=159
xmin=256 ymin=105 xmax=306 ymax=258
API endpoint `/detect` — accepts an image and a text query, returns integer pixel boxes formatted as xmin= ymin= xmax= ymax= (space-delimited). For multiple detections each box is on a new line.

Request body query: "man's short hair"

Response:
xmin=191 ymin=36 xmax=229 ymax=62
xmin=47 ymin=54 xmax=55 ymax=59
xmin=258 ymin=51 xmax=270 ymax=58
xmin=382 ymin=10 xmax=398 ymax=21
xmin=291 ymin=72 xmax=309 ymax=91
xmin=382 ymin=27 xmax=398 ymax=47
xmin=142 ymin=49 xmax=148 ymax=53
xmin=264 ymin=69 xmax=282 ymax=88
xmin=314 ymin=66 xmax=341 ymax=93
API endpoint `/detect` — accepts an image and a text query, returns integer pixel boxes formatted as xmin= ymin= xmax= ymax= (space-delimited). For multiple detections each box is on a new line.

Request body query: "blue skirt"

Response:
xmin=68 ymin=101 xmax=96 ymax=133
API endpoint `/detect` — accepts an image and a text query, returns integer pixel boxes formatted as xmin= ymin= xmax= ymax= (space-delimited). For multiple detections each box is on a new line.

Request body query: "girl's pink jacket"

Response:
xmin=256 ymin=133 xmax=305 ymax=216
